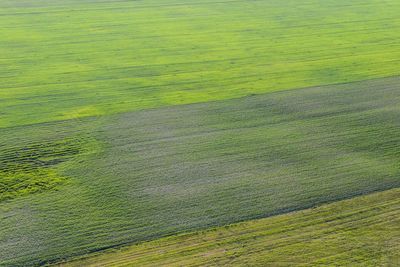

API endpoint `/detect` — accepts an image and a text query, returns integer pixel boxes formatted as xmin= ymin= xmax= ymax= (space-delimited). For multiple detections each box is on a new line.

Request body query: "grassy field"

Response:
xmin=1 ymin=0 xmax=400 ymax=265
xmin=1 ymin=77 xmax=400 ymax=266
xmin=1 ymin=0 xmax=400 ymax=128
xmin=60 ymin=188 xmax=400 ymax=266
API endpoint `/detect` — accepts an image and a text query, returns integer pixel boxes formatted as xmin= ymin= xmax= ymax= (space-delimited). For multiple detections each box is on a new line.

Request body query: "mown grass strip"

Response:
xmin=58 ymin=188 xmax=400 ymax=266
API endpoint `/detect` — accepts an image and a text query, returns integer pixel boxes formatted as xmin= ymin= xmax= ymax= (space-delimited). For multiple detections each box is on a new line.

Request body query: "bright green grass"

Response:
xmin=1 ymin=0 xmax=400 ymax=128
xmin=60 ymin=188 xmax=400 ymax=267
xmin=0 ymin=130 xmax=99 ymax=202
xmin=1 ymin=77 xmax=400 ymax=266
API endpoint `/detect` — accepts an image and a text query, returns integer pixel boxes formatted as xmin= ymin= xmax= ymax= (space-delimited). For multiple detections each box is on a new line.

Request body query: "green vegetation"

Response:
xmin=1 ymin=138 xmax=86 ymax=202
xmin=60 ymin=188 xmax=400 ymax=266
xmin=1 ymin=0 xmax=400 ymax=265
xmin=0 ymin=119 xmax=101 ymax=202
xmin=1 ymin=0 xmax=400 ymax=128
xmin=1 ymin=77 xmax=400 ymax=265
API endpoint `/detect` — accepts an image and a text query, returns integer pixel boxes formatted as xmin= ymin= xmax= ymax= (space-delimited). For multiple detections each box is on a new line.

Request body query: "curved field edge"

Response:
xmin=1 ymin=0 xmax=400 ymax=128
xmin=57 ymin=188 xmax=400 ymax=267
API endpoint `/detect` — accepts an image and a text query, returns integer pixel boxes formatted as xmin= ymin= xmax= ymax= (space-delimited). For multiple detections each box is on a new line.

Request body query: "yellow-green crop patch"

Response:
xmin=59 ymin=188 xmax=400 ymax=267
xmin=0 ymin=119 xmax=101 ymax=202
xmin=1 ymin=0 xmax=400 ymax=128
xmin=1 ymin=138 xmax=87 ymax=202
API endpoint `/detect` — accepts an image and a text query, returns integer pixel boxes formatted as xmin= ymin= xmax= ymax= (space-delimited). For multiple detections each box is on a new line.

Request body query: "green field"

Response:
xmin=1 ymin=0 xmax=400 ymax=266
xmin=1 ymin=77 xmax=400 ymax=265
xmin=61 ymin=188 xmax=400 ymax=266
xmin=1 ymin=0 xmax=400 ymax=128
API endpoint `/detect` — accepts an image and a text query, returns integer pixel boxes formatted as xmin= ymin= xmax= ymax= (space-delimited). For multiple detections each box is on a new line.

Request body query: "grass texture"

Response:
xmin=1 ymin=0 xmax=400 ymax=128
xmin=0 ymin=119 xmax=100 ymax=202
xmin=60 ymin=188 xmax=400 ymax=267
xmin=1 ymin=77 xmax=399 ymax=265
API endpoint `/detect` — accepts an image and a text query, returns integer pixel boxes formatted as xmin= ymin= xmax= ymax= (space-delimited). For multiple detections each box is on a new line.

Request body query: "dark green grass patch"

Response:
xmin=1 ymin=77 xmax=400 ymax=266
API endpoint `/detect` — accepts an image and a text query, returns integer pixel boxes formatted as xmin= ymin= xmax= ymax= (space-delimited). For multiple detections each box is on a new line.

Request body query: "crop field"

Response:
xmin=1 ymin=77 xmax=400 ymax=265
xmin=61 ymin=188 xmax=400 ymax=266
xmin=1 ymin=0 xmax=400 ymax=128
xmin=1 ymin=0 xmax=400 ymax=266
